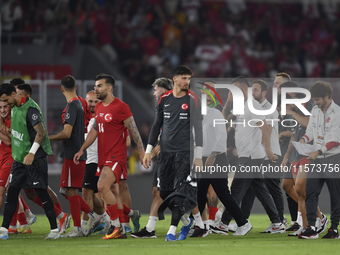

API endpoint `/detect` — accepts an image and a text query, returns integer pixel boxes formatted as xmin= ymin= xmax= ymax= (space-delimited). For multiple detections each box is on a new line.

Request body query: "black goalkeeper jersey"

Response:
xmin=148 ymin=90 xmax=203 ymax=152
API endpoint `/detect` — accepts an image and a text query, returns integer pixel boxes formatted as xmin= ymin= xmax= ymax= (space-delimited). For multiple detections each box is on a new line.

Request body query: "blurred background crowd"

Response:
xmin=2 ymin=0 xmax=340 ymax=174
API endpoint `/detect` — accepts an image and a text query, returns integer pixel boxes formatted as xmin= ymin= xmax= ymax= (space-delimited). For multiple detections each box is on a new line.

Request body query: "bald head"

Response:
xmin=86 ymin=90 xmax=99 ymax=115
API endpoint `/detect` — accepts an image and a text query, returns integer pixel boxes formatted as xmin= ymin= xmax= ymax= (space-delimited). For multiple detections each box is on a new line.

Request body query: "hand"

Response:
xmin=151 ymin=145 xmax=160 ymax=158
xmin=193 ymin=158 xmax=203 ymax=172
xmin=143 ymin=153 xmax=151 ymax=170
xmin=299 ymin=138 xmax=305 ymax=144
xmin=307 ymin=151 xmax=319 ymax=160
xmin=281 ymin=157 xmax=288 ymax=168
xmin=205 ymin=155 xmax=216 ymax=167
xmin=23 ymin=153 xmax=35 ymax=165
xmin=286 ymin=108 xmax=294 ymax=116
xmin=73 ymin=150 xmax=84 ymax=165
xmin=267 ymin=150 xmax=278 ymax=163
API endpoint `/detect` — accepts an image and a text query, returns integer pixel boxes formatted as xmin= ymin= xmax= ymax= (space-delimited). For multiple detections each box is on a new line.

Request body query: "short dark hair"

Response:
xmin=279 ymin=81 xmax=299 ymax=89
xmin=231 ymin=75 xmax=249 ymax=87
xmin=95 ymin=73 xmax=116 ymax=89
xmin=10 ymin=77 xmax=25 ymax=86
xmin=0 ymin=83 xmax=16 ymax=97
xmin=252 ymin=79 xmax=268 ymax=92
xmin=152 ymin=78 xmax=173 ymax=91
xmin=17 ymin=83 xmax=33 ymax=96
xmin=309 ymin=81 xmax=333 ymax=99
xmin=276 ymin=73 xmax=291 ymax=81
xmin=172 ymin=65 xmax=193 ymax=77
xmin=61 ymin=75 xmax=76 ymax=91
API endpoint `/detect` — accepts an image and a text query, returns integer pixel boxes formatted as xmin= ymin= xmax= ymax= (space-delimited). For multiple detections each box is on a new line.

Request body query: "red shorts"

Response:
xmin=0 ymin=157 xmax=13 ymax=187
xmin=291 ymin=157 xmax=309 ymax=175
xmin=97 ymin=160 xmax=127 ymax=184
xmin=60 ymin=159 xmax=85 ymax=188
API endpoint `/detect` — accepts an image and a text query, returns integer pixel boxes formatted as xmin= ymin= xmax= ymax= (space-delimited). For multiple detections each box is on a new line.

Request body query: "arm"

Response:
xmin=282 ymin=136 xmax=296 ymax=167
xmin=0 ymin=130 xmax=11 ymax=146
xmin=23 ymin=122 xmax=45 ymax=165
xmin=49 ymin=124 xmax=73 ymax=141
xmin=124 ymin=116 xmax=145 ymax=162
xmin=222 ymin=93 xmax=236 ymax=121
xmin=74 ymin=122 xmax=98 ymax=164
xmin=258 ymin=120 xmax=277 ymax=162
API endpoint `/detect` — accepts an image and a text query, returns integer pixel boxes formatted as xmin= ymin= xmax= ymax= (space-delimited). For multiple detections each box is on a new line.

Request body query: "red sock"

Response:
xmin=77 ymin=195 xmax=91 ymax=214
xmin=54 ymin=204 xmax=63 ymax=218
xmin=123 ymin=214 xmax=130 ymax=223
xmin=68 ymin=195 xmax=81 ymax=227
xmin=123 ymin=203 xmax=131 ymax=215
xmin=17 ymin=212 xmax=28 ymax=225
xmin=55 ymin=202 xmax=62 ymax=211
xmin=107 ymin=204 xmax=119 ymax=221
xmin=10 ymin=202 xmax=19 ymax=227
xmin=118 ymin=209 xmax=125 ymax=223
xmin=33 ymin=197 xmax=43 ymax=208
xmin=20 ymin=196 xmax=30 ymax=211
xmin=208 ymin=207 xmax=219 ymax=221
xmin=106 ymin=209 xmax=110 ymax=217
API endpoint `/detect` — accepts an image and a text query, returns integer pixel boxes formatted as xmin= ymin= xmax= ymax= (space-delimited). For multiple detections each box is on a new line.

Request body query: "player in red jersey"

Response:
xmin=74 ymin=73 xmax=145 ymax=240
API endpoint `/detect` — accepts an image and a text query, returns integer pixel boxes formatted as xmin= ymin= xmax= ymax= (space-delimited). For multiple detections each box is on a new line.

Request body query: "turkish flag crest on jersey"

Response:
xmin=182 ymin=103 xmax=188 ymax=110
xmin=104 ymin=113 xmax=113 ymax=122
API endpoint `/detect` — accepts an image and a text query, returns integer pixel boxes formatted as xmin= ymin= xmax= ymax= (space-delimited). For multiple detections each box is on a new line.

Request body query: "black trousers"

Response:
xmin=306 ymin=154 xmax=340 ymax=228
xmin=241 ymin=158 xmax=285 ymax=222
xmin=221 ymin=157 xmax=281 ymax=224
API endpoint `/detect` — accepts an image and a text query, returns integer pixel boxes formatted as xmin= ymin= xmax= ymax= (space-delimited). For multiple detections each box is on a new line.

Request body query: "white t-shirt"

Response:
xmin=202 ymin=107 xmax=227 ymax=157
xmin=234 ymin=98 xmax=266 ymax=159
xmin=85 ymin=118 xmax=98 ymax=164
xmin=260 ymin=99 xmax=281 ymax=159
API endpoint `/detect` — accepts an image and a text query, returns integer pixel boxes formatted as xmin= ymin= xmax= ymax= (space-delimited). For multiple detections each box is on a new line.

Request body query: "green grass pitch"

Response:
xmin=1 ymin=214 xmax=340 ymax=255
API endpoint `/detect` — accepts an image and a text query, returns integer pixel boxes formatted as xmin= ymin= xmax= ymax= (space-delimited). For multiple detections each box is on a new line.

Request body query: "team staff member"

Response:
xmin=0 ymin=83 xmax=59 ymax=240
xmin=49 ymin=75 xmax=100 ymax=238
xmin=299 ymin=81 xmax=340 ymax=239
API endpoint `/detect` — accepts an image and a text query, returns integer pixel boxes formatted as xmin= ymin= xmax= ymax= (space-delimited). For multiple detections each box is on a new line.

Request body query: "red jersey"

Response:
xmin=95 ymin=98 xmax=132 ymax=167
xmin=0 ymin=118 xmax=12 ymax=162
xmin=61 ymin=96 xmax=92 ymax=132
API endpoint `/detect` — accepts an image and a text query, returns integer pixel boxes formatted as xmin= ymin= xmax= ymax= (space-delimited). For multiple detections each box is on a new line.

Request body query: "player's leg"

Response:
xmin=0 ymin=186 xmax=6 ymax=210
xmin=81 ymin=187 xmax=93 ymax=232
xmin=207 ymin=185 xmax=222 ymax=224
xmin=98 ymin=164 xmax=124 ymax=240
xmin=61 ymin=160 xmax=99 ymax=237
xmin=323 ymin=178 xmax=340 ymax=238
xmin=16 ymin=195 xmax=31 ymax=234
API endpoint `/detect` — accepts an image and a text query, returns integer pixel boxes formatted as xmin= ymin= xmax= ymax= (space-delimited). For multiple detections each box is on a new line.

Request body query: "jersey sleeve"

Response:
xmin=118 ymin=102 xmax=133 ymax=122
xmin=27 ymin=107 xmax=42 ymax=127
xmin=64 ymin=102 xmax=78 ymax=127
xmin=148 ymin=98 xmax=163 ymax=146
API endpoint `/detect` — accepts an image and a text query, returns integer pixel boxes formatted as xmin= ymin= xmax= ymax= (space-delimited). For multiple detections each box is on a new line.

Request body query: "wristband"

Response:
xmin=146 ymin=144 xmax=153 ymax=154
xmin=195 ymin=146 xmax=203 ymax=159
xmin=29 ymin=142 xmax=40 ymax=155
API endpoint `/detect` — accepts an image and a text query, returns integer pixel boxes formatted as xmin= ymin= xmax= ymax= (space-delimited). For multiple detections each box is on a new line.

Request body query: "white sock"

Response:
xmin=51 ymin=228 xmax=59 ymax=233
xmin=111 ymin=218 xmax=120 ymax=228
xmin=297 ymin=211 xmax=302 ymax=226
xmin=88 ymin=211 xmax=98 ymax=220
xmin=74 ymin=226 xmax=81 ymax=232
xmin=56 ymin=212 xmax=65 ymax=220
xmin=203 ymin=220 xmax=210 ymax=230
xmin=0 ymin=227 xmax=8 ymax=232
xmin=180 ymin=215 xmax=190 ymax=227
xmin=9 ymin=224 xmax=17 ymax=230
xmin=167 ymin=225 xmax=177 ymax=235
xmin=193 ymin=213 xmax=204 ymax=229
xmin=128 ymin=209 xmax=134 ymax=217
xmin=100 ymin=212 xmax=110 ymax=223
xmin=146 ymin=216 xmax=157 ymax=232
xmin=215 ymin=210 xmax=222 ymax=221
xmin=81 ymin=220 xmax=88 ymax=233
